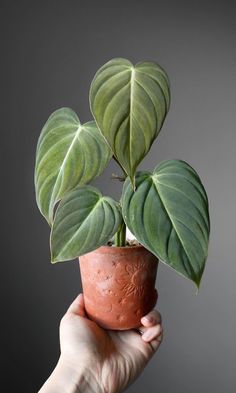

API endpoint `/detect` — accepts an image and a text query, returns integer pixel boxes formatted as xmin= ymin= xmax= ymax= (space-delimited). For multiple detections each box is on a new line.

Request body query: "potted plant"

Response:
xmin=34 ymin=58 xmax=210 ymax=330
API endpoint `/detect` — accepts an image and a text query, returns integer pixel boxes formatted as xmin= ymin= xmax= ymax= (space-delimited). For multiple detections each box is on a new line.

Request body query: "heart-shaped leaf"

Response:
xmin=50 ymin=185 xmax=122 ymax=262
xmin=90 ymin=58 xmax=170 ymax=187
xmin=35 ymin=108 xmax=112 ymax=225
xmin=121 ymin=160 xmax=210 ymax=287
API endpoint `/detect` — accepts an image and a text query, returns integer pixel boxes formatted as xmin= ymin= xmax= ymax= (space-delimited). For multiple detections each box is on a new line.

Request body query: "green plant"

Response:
xmin=34 ymin=58 xmax=210 ymax=288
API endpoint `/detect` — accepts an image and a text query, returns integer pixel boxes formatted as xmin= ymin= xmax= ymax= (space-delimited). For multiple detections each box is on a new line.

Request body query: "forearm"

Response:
xmin=38 ymin=357 xmax=103 ymax=393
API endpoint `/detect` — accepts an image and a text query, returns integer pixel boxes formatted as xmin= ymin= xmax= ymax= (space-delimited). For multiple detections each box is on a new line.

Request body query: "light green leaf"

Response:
xmin=50 ymin=185 xmax=122 ymax=262
xmin=35 ymin=108 xmax=112 ymax=225
xmin=121 ymin=160 xmax=210 ymax=287
xmin=89 ymin=58 xmax=170 ymax=187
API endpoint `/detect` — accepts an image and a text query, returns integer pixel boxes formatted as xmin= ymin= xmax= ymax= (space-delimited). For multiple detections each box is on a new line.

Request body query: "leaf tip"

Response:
xmin=130 ymin=175 xmax=136 ymax=191
xmin=50 ymin=253 xmax=59 ymax=264
xmin=194 ymin=275 xmax=202 ymax=294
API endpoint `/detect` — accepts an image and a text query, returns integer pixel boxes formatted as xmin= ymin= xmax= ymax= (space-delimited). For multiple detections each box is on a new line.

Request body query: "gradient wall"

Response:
xmin=1 ymin=1 xmax=235 ymax=391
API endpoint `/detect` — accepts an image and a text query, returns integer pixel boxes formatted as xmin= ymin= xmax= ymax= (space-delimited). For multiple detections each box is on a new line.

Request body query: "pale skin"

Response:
xmin=39 ymin=293 xmax=163 ymax=393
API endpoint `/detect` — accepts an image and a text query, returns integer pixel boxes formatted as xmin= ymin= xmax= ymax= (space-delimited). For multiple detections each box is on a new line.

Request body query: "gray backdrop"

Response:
xmin=1 ymin=0 xmax=235 ymax=392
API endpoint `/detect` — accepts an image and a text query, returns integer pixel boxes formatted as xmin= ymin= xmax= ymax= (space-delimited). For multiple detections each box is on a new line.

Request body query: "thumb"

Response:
xmin=67 ymin=293 xmax=86 ymax=317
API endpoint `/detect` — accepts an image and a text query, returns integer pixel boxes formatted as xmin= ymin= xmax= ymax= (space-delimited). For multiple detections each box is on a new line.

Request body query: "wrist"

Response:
xmin=39 ymin=356 xmax=103 ymax=393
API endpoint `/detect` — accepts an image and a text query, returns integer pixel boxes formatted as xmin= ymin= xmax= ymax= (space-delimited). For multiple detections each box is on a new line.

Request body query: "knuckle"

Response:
xmin=150 ymin=309 xmax=162 ymax=324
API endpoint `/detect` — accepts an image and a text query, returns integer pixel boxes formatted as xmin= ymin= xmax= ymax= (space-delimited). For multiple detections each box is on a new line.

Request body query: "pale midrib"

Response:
xmin=156 ymin=177 xmax=209 ymax=234
xmin=152 ymin=177 xmax=195 ymax=276
xmin=129 ymin=67 xmax=135 ymax=173
xmin=48 ymin=124 xmax=82 ymax=220
xmin=56 ymin=196 xmax=104 ymax=258
xmin=156 ymin=171 xmax=207 ymax=202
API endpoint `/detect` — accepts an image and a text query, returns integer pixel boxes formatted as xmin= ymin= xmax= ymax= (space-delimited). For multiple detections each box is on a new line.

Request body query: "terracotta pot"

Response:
xmin=79 ymin=245 xmax=158 ymax=330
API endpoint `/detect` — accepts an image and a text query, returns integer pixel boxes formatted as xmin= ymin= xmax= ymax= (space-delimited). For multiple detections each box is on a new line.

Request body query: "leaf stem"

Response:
xmin=110 ymin=173 xmax=126 ymax=182
xmin=113 ymin=166 xmax=128 ymax=247
xmin=114 ymin=219 xmax=126 ymax=247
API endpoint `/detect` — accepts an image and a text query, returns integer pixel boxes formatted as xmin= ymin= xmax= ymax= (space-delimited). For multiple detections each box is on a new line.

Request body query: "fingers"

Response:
xmin=142 ymin=324 xmax=162 ymax=342
xmin=148 ymin=332 xmax=163 ymax=352
xmin=141 ymin=310 xmax=162 ymax=327
xmin=67 ymin=293 xmax=86 ymax=317
xmin=138 ymin=309 xmax=163 ymax=350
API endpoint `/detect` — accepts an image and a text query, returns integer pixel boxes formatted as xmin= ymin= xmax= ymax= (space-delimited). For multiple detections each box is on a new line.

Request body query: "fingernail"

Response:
xmin=143 ymin=316 xmax=154 ymax=323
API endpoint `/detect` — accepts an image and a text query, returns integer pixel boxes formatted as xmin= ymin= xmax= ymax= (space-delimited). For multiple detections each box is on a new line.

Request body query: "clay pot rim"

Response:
xmin=81 ymin=244 xmax=153 ymax=256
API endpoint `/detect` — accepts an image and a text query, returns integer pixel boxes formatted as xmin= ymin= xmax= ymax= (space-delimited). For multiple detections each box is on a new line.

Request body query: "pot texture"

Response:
xmin=79 ymin=245 xmax=158 ymax=330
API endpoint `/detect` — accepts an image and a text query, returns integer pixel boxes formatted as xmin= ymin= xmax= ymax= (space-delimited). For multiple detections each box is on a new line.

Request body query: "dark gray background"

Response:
xmin=1 ymin=0 xmax=235 ymax=392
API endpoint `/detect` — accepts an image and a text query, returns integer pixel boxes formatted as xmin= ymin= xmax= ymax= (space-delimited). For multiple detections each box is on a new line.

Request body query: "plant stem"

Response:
xmin=114 ymin=220 xmax=126 ymax=247
xmin=112 ymin=163 xmax=128 ymax=247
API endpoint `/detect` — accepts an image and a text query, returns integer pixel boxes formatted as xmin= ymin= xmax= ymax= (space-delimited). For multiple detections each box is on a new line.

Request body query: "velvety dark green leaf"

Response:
xmin=35 ymin=108 xmax=112 ymax=225
xmin=50 ymin=185 xmax=122 ymax=262
xmin=90 ymin=58 xmax=170 ymax=187
xmin=121 ymin=160 xmax=210 ymax=287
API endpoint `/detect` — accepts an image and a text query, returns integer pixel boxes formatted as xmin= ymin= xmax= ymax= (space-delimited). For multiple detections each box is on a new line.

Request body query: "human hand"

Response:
xmin=39 ymin=293 xmax=163 ymax=393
